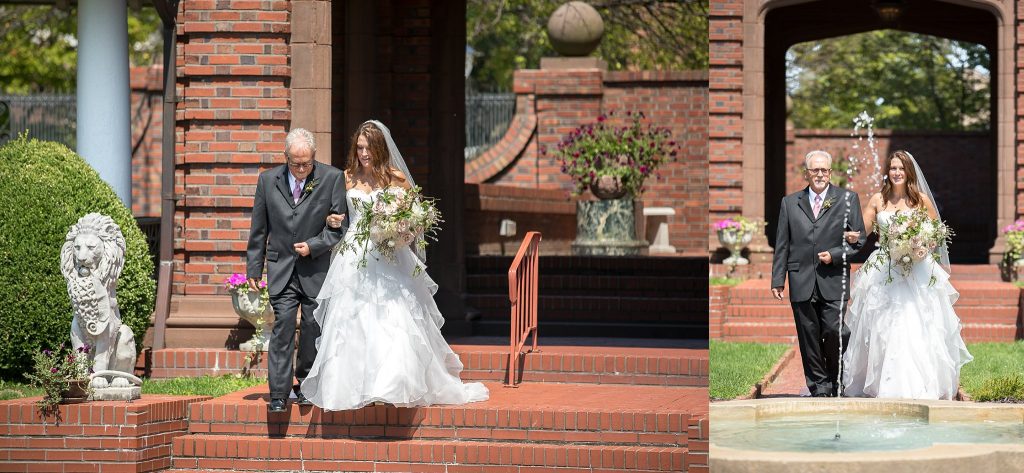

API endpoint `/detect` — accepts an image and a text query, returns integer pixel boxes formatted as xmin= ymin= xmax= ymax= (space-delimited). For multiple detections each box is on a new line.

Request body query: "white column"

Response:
xmin=76 ymin=0 xmax=131 ymax=207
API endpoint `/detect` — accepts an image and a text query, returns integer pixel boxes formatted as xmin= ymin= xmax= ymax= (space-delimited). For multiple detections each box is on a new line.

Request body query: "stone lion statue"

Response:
xmin=61 ymin=213 xmax=137 ymax=389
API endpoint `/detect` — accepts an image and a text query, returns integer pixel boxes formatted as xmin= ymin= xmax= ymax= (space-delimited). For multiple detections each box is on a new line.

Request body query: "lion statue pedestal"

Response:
xmin=62 ymin=213 xmax=142 ymax=401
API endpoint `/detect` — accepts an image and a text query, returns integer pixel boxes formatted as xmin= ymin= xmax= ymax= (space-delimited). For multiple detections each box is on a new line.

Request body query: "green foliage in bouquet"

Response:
xmin=336 ymin=186 xmax=442 ymax=276
xmin=0 ymin=136 xmax=155 ymax=379
xmin=862 ymin=207 xmax=952 ymax=286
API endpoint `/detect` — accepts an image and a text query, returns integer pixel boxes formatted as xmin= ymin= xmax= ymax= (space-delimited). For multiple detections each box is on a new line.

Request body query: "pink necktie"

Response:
xmin=293 ymin=180 xmax=303 ymax=204
xmin=813 ymin=194 xmax=822 ymax=219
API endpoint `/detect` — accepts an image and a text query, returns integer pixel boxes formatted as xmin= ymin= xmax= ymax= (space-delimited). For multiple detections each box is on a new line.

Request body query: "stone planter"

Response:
xmin=231 ymin=290 xmax=272 ymax=352
xmin=571 ymin=198 xmax=648 ymax=256
xmin=61 ymin=379 xmax=90 ymax=404
xmin=590 ymin=175 xmax=627 ymax=200
xmin=718 ymin=229 xmax=753 ymax=266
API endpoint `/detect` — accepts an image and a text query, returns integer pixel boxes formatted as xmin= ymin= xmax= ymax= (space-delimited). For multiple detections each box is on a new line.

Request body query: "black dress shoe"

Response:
xmin=296 ymin=393 xmax=314 ymax=406
xmin=268 ymin=398 xmax=287 ymax=412
xmin=812 ymin=392 xmax=830 ymax=397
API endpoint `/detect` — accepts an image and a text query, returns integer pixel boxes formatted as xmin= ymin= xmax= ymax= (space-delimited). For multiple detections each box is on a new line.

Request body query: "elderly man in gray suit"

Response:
xmin=771 ymin=150 xmax=866 ymax=397
xmin=247 ymin=128 xmax=347 ymax=412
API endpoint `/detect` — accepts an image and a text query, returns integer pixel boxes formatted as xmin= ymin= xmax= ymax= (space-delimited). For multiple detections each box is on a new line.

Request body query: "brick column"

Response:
xmin=176 ymin=0 xmax=292 ymax=296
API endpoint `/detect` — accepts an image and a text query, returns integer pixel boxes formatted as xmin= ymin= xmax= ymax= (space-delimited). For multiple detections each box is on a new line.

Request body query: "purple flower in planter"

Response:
xmin=50 ymin=367 xmax=58 ymax=374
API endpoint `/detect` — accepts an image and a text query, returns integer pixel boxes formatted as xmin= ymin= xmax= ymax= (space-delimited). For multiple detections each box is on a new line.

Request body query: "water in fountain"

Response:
xmin=712 ymin=413 xmax=1024 ymax=453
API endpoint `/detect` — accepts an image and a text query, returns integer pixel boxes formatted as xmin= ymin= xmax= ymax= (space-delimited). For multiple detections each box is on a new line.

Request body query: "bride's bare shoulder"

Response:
xmin=868 ymin=193 xmax=884 ymax=208
xmin=388 ymin=167 xmax=412 ymax=189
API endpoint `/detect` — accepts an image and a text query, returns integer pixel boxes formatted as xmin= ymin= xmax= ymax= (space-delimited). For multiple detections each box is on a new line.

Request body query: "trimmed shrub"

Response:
xmin=971 ymin=374 xmax=1024 ymax=403
xmin=0 ymin=136 xmax=155 ymax=380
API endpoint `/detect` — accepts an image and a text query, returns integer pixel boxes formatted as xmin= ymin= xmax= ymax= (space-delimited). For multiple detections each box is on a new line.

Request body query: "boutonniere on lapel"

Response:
xmin=821 ymin=198 xmax=834 ymax=210
xmin=303 ymin=177 xmax=319 ymax=195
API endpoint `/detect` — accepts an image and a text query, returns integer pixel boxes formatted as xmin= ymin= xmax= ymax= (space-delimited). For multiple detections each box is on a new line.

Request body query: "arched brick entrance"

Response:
xmin=710 ymin=0 xmax=1013 ymax=263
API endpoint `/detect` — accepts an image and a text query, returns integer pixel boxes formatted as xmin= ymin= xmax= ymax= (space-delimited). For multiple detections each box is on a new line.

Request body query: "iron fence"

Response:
xmin=465 ymin=91 xmax=515 ymax=161
xmin=0 ymin=94 xmax=76 ymax=147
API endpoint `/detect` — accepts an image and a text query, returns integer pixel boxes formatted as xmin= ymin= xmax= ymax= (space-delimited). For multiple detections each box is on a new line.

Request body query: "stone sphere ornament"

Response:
xmin=547 ymin=1 xmax=604 ymax=56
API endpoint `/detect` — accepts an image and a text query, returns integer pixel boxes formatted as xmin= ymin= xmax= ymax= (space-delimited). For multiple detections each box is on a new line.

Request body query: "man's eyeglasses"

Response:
xmin=288 ymin=161 xmax=313 ymax=170
xmin=806 ymin=168 xmax=831 ymax=175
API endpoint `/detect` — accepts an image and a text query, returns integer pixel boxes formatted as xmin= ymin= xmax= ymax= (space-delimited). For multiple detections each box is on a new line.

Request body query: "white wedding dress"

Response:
xmin=842 ymin=211 xmax=972 ymax=400
xmin=300 ymin=188 xmax=490 ymax=410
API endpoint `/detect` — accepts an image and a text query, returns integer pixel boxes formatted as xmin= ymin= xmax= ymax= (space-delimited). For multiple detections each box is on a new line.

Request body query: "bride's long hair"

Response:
xmin=880 ymin=150 xmax=924 ymax=209
xmin=346 ymin=122 xmax=402 ymax=187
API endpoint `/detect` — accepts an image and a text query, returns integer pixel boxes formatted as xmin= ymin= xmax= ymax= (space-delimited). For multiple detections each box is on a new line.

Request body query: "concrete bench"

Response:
xmin=643 ymin=207 xmax=677 ymax=254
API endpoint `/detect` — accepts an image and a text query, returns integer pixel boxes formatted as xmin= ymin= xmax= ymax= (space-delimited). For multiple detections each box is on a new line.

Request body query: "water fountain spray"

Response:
xmin=836 ymin=111 xmax=878 ymax=403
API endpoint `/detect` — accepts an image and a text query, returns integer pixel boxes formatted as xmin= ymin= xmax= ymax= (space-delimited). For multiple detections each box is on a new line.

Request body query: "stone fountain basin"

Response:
xmin=710 ymin=398 xmax=1024 ymax=473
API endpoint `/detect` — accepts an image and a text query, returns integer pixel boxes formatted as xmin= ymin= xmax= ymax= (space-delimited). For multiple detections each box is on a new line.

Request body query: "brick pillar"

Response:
xmin=176 ymin=0 xmax=292 ymax=295
xmin=290 ymin=1 xmax=333 ymax=164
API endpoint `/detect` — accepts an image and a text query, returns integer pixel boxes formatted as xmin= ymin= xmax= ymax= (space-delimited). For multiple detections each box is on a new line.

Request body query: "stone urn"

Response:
xmin=590 ymin=175 xmax=627 ymax=200
xmin=547 ymin=1 xmax=604 ymax=56
xmin=231 ymin=289 xmax=272 ymax=352
xmin=572 ymin=197 xmax=648 ymax=256
xmin=61 ymin=379 xmax=90 ymax=404
xmin=718 ymin=230 xmax=753 ymax=266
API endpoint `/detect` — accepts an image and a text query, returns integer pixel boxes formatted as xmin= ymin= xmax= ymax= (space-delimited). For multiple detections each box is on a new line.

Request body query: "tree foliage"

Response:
xmin=467 ymin=0 xmax=708 ymax=91
xmin=787 ymin=30 xmax=990 ymax=131
xmin=0 ymin=5 xmax=162 ymax=94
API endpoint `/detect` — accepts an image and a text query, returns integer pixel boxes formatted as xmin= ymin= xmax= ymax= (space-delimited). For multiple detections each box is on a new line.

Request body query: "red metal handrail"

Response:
xmin=505 ymin=231 xmax=541 ymax=387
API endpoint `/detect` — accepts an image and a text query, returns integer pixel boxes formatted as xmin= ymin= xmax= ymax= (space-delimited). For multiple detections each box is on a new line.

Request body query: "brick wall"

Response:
xmin=130 ymin=66 xmax=165 ymax=218
xmin=464 ymin=183 xmax=578 ymax=255
xmin=175 ymin=0 xmax=293 ymax=295
xmin=707 ymin=0 xmax=744 ymax=255
xmin=0 ymin=396 xmax=207 ymax=473
xmin=470 ymin=69 xmax=708 ymax=256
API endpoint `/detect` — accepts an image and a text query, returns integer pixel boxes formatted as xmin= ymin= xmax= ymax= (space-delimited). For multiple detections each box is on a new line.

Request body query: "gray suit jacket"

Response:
xmin=246 ymin=163 xmax=347 ymax=296
xmin=771 ymin=186 xmax=866 ymax=302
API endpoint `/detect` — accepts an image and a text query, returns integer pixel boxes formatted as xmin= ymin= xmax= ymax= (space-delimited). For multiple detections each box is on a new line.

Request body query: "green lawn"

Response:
xmin=710 ymin=340 xmax=789 ymax=401
xmin=961 ymin=341 xmax=1024 ymax=401
xmin=0 ymin=375 xmax=266 ymax=400
xmin=709 ymin=276 xmax=743 ymax=286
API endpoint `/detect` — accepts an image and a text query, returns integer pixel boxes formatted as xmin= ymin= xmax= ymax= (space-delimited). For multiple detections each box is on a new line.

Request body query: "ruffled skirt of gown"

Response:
xmin=841 ymin=251 xmax=972 ymax=400
xmin=300 ymin=242 xmax=489 ymax=411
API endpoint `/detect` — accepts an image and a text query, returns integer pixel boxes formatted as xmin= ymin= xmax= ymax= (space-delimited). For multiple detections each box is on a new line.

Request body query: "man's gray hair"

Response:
xmin=804 ymin=150 xmax=832 ymax=169
xmin=284 ymin=128 xmax=317 ymax=159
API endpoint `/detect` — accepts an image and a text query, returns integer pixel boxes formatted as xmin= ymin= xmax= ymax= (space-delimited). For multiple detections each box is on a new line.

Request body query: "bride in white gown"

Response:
xmin=300 ymin=120 xmax=489 ymax=410
xmin=841 ymin=150 xmax=972 ymax=400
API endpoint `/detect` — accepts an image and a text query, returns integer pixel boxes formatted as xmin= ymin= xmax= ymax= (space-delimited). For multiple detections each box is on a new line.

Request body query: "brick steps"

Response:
xmin=145 ymin=341 xmax=709 ymax=387
xmin=465 ymin=256 xmax=708 ymax=339
xmin=167 ymin=381 xmax=708 ymax=473
xmin=169 ymin=435 xmax=688 ymax=472
xmin=720 ymin=278 xmax=1022 ymax=343
xmin=186 ymin=384 xmax=699 ymax=446
xmin=467 ymin=274 xmax=705 ymax=296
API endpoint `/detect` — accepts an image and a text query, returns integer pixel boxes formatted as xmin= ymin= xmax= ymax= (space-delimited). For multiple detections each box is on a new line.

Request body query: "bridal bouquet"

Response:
xmin=865 ymin=207 xmax=952 ymax=285
xmin=338 ymin=186 xmax=442 ymax=274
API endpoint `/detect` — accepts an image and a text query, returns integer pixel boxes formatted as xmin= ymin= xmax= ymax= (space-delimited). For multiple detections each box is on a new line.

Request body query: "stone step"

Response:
xmin=185 ymin=383 xmax=702 ymax=447
xmin=722 ymin=321 xmax=1018 ymax=343
xmin=466 ymin=296 xmax=707 ymax=328
xmin=169 ymin=435 xmax=690 ymax=472
xmin=725 ymin=304 xmax=1019 ymax=325
xmin=469 ymin=320 xmax=709 ymax=339
xmin=726 ymin=279 xmax=1021 ymax=305
xmin=466 ymin=255 xmax=707 ymax=276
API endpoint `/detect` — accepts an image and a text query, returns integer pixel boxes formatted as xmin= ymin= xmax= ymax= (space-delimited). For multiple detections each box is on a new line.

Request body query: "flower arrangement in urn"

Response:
xmin=1001 ymin=219 xmax=1024 ymax=279
xmin=225 ymin=273 xmax=270 ymax=353
xmin=548 ymin=110 xmax=679 ymax=199
xmin=715 ymin=216 xmax=765 ymax=266
xmin=26 ymin=344 xmax=95 ymax=415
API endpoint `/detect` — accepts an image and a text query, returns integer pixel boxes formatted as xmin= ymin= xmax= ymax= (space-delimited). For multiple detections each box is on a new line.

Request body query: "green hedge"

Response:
xmin=0 ymin=136 xmax=155 ymax=380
